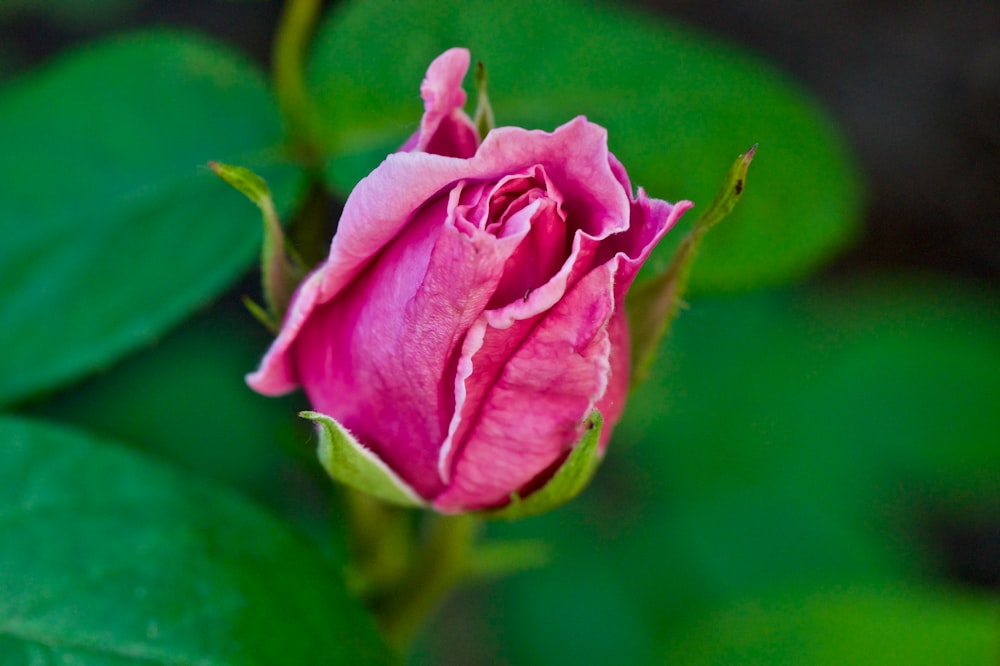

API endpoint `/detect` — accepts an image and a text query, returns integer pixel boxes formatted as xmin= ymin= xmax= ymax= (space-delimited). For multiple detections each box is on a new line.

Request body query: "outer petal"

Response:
xmin=246 ymin=269 xmax=322 ymax=395
xmin=605 ymin=188 xmax=694 ymax=298
xmin=593 ymin=307 xmax=630 ymax=452
xmin=437 ymin=226 xmax=600 ymax=482
xmin=293 ymin=189 xmax=531 ymax=498
xmin=594 ymin=190 xmax=693 ymax=450
xmin=248 ymin=119 xmax=635 ymax=395
xmin=432 ymin=260 xmax=619 ymax=512
xmin=400 ymin=47 xmax=478 ymax=158
xmin=246 ymin=152 xmax=470 ymax=394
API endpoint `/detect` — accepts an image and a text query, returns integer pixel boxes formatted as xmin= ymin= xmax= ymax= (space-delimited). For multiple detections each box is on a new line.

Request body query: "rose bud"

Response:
xmin=248 ymin=48 xmax=691 ymax=514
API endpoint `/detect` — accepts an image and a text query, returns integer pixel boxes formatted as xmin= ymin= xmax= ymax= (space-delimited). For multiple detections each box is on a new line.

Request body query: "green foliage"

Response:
xmin=307 ymin=0 xmax=862 ymax=292
xmin=0 ymin=30 xmax=301 ymax=406
xmin=18 ymin=307 xmax=310 ymax=509
xmin=0 ymin=416 xmax=393 ymax=665
xmin=1 ymin=2 xmax=992 ymax=663
xmin=663 ymin=586 xmax=1000 ymax=665
xmin=444 ymin=274 xmax=1000 ymax=665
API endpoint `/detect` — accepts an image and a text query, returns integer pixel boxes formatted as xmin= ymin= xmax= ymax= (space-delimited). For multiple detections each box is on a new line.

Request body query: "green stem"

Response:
xmin=273 ymin=0 xmax=323 ymax=162
xmin=375 ymin=513 xmax=479 ymax=650
xmin=343 ymin=488 xmax=413 ymax=598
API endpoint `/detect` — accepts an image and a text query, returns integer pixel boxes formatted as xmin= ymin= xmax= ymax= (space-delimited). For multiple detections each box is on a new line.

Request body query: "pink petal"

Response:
xmin=292 ymin=186 xmax=528 ymax=498
xmin=247 ymin=119 xmax=616 ymax=400
xmin=477 ymin=117 xmax=631 ymax=239
xmin=436 ymin=219 xmax=606 ymax=483
xmin=246 ymin=152 xmax=471 ymax=395
xmin=400 ymin=47 xmax=478 ymax=158
xmin=245 ymin=269 xmax=323 ymax=395
xmin=607 ymin=190 xmax=693 ymax=297
xmin=593 ymin=307 xmax=630 ymax=452
xmin=432 ymin=260 xmax=619 ymax=512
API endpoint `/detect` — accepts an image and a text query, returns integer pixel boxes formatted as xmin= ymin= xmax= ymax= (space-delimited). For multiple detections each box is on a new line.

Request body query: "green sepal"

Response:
xmin=472 ymin=61 xmax=495 ymax=140
xmin=241 ymin=295 xmax=279 ymax=335
xmin=209 ymin=161 xmax=305 ymax=326
xmin=628 ymin=145 xmax=757 ymax=387
xmin=483 ymin=411 xmax=604 ymax=521
xmin=301 ymin=410 xmax=426 ymax=508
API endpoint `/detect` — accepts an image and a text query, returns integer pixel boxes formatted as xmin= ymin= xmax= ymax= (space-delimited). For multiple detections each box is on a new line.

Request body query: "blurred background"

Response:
xmin=4 ymin=0 xmax=998 ymax=282
xmin=2 ymin=0 xmax=997 ymax=663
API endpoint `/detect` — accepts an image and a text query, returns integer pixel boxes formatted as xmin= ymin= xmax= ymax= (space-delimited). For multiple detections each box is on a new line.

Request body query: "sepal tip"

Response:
xmin=481 ymin=411 xmax=604 ymax=521
xmin=302 ymin=410 xmax=426 ymax=508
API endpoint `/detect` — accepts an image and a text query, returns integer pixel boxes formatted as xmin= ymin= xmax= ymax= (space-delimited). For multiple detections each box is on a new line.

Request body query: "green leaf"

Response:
xmin=424 ymin=274 xmax=1000 ymax=664
xmin=18 ymin=306 xmax=309 ymax=509
xmin=0 ymin=415 xmax=393 ymax=664
xmin=302 ymin=410 xmax=426 ymax=508
xmin=607 ymin=276 xmax=1000 ymax=617
xmin=623 ymin=275 xmax=1000 ymax=514
xmin=0 ymin=30 xmax=302 ymax=407
xmin=484 ymin=411 xmax=604 ymax=521
xmin=307 ymin=0 xmax=862 ymax=291
xmin=663 ymin=586 xmax=1000 ymax=665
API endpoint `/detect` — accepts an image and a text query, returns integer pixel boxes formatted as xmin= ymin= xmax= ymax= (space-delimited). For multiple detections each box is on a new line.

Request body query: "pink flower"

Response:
xmin=249 ymin=48 xmax=691 ymax=513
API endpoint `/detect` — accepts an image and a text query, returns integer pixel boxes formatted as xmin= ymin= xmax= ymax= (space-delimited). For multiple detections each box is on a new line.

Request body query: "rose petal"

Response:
xmin=602 ymin=189 xmax=694 ymax=297
xmin=593 ymin=307 xmax=630 ymax=452
xmin=400 ymin=47 xmax=478 ymax=158
xmin=432 ymin=260 xmax=618 ymax=512
xmin=477 ymin=117 xmax=631 ymax=240
xmin=249 ymin=119 xmax=617 ymax=398
xmin=293 ymin=187 xmax=529 ymax=497
xmin=246 ymin=269 xmax=323 ymax=395
xmin=247 ymin=152 xmax=472 ymax=394
xmin=316 ymin=118 xmax=635 ymax=318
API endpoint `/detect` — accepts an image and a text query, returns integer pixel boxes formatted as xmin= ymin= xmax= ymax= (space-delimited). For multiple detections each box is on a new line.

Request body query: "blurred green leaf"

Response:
xmin=623 ymin=274 xmax=1000 ymax=512
xmin=18 ymin=306 xmax=308 ymax=508
xmin=663 ymin=585 xmax=1000 ymax=665
xmin=437 ymin=274 xmax=1000 ymax=664
xmin=0 ymin=416 xmax=393 ymax=664
xmin=307 ymin=0 xmax=862 ymax=292
xmin=0 ymin=30 xmax=301 ymax=407
xmin=613 ymin=275 xmax=1000 ymax=615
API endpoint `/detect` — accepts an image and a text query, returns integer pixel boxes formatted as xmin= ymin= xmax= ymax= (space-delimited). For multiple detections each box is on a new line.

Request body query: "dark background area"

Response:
xmin=3 ymin=0 xmax=997 ymax=288
xmin=654 ymin=0 xmax=1000 ymax=286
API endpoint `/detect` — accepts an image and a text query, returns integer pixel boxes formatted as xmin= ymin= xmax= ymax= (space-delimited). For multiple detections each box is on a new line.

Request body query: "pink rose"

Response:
xmin=248 ymin=48 xmax=691 ymax=513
